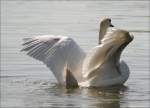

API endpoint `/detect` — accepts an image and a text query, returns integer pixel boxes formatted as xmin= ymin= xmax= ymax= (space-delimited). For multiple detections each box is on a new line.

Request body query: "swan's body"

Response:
xmin=21 ymin=18 xmax=133 ymax=88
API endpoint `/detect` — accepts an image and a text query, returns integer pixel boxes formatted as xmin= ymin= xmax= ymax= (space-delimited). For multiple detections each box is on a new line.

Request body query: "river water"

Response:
xmin=1 ymin=0 xmax=149 ymax=108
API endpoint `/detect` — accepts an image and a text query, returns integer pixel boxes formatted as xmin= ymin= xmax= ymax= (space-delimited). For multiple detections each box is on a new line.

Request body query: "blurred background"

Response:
xmin=1 ymin=0 xmax=149 ymax=107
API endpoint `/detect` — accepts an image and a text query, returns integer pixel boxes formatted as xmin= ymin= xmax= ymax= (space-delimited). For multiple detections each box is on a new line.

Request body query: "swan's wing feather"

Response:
xmin=82 ymin=45 xmax=108 ymax=78
xmin=43 ymin=37 xmax=85 ymax=83
xmin=83 ymin=28 xmax=116 ymax=78
xmin=100 ymin=28 xmax=117 ymax=44
xmin=21 ymin=35 xmax=85 ymax=84
xmin=21 ymin=35 xmax=61 ymax=60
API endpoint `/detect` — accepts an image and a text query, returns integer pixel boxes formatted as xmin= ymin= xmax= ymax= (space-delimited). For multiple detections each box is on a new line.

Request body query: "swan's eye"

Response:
xmin=108 ymin=19 xmax=111 ymax=22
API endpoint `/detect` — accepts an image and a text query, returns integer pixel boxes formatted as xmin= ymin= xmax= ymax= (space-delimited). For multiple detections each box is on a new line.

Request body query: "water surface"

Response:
xmin=1 ymin=0 xmax=149 ymax=108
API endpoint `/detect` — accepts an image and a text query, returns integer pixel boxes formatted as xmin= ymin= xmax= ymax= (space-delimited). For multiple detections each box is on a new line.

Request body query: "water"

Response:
xmin=1 ymin=0 xmax=149 ymax=108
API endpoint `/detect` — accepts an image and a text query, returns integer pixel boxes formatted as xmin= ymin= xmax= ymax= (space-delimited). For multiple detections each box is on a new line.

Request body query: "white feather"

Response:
xmin=22 ymin=35 xmax=85 ymax=84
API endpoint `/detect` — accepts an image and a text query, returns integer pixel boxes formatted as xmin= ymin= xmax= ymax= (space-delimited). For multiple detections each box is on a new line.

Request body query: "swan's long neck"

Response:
xmin=99 ymin=23 xmax=107 ymax=44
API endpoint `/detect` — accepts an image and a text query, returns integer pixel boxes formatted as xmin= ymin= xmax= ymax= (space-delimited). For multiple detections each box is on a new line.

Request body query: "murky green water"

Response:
xmin=1 ymin=0 xmax=149 ymax=108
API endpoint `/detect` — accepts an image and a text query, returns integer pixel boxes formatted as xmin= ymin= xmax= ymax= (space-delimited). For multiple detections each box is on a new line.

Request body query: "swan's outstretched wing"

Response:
xmin=99 ymin=28 xmax=117 ymax=44
xmin=21 ymin=35 xmax=85 ymax=85
xmin=82 ymin=28 xmax=117 ymax=78
xmin=82 ymin=45 xmax=112 ymax=79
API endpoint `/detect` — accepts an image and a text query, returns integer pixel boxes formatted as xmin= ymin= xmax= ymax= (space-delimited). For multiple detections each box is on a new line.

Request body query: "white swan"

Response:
xmin=21 ymin=18 xmax=134 ymax=88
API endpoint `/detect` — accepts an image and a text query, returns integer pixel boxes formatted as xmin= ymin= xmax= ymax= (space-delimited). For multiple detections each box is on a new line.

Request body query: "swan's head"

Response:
xmin=101 ymin=29 xmax=134 ymax=62
xmin=100 ymin=18 xmax=114 ymax=29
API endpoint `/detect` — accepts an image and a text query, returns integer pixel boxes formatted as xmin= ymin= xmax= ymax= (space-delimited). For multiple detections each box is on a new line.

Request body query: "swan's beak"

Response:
xmin=110 ymin=23 xmax=114 ymax=27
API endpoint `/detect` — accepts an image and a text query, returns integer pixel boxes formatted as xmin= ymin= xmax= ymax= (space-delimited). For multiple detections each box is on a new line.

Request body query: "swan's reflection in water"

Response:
xmin=80 ymin=85 xmax=127 ymax=108
xmin=4 ymin=77 xmax=128 ymax=107
xmin=46 ymin=84 xmax=128 ymax=108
